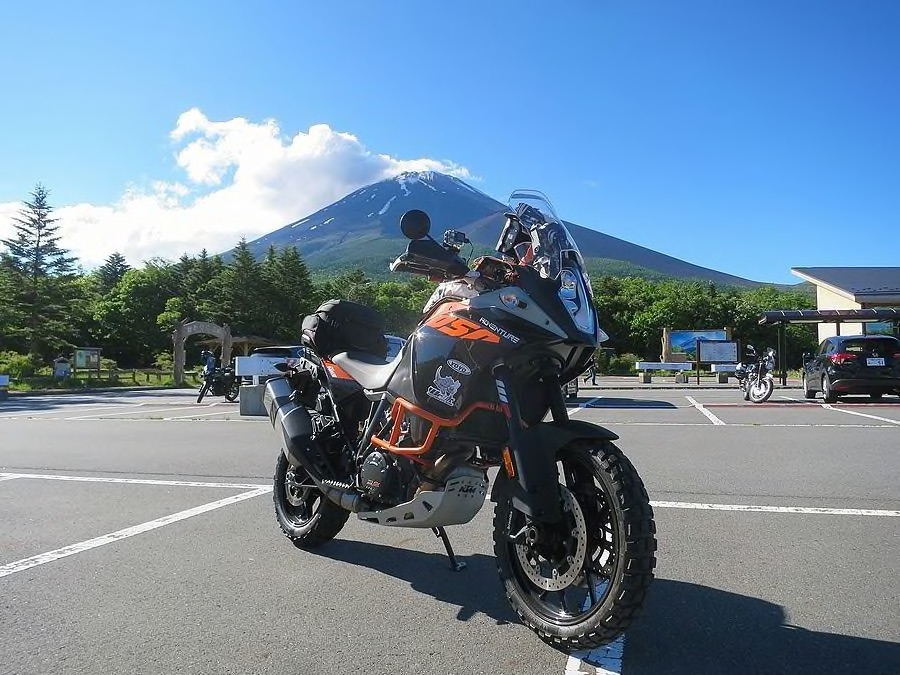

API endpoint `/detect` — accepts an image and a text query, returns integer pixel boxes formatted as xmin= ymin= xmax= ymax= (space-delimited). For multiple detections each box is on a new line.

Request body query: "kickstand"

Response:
xmin=432 ymin=527 xmax=466 ymax=571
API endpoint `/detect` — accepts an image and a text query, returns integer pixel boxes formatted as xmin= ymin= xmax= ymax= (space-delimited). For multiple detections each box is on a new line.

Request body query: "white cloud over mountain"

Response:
xmin=0 ymin=109 xmax=472 ymax=269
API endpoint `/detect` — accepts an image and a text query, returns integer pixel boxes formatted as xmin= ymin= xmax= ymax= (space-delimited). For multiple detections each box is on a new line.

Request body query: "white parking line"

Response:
xmin=685 ymin=396 xmax=726 ymax=425
xmin=0 ymin=487 xmax=272 ymax=579
xmin=567 ymin=396 xmax=605 ymax=415
xmin=64 ymin=405 xmax=205 ymax=420
xmin=162 ymin=409 xmax=239 ymax=420
xmin=0 ymin=403 xmax=144 ymax=419
xmin=0 ymin=474 xmax=21 ymax=482
xmin=0 ymin=472 xmax=269 ymax=489
xmin=565 ymin=636 xmax=624 ymax=674
xmin=821 ymin=404 xmax=900 ymax=425
xmin=653 ymin=501 xmax=900 ymax=516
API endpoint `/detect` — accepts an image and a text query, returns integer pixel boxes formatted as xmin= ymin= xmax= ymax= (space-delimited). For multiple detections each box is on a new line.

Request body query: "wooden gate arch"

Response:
xmin=172 ymin=320 xmax=233 ymax=385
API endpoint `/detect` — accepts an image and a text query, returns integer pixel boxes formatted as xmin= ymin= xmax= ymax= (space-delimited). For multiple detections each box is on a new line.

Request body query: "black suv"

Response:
xmin=801 ymin=334 xmax=900 ymax=402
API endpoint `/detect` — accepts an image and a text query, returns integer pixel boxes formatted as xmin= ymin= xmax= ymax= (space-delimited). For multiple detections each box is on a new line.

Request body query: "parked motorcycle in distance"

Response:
xmin=197 ymin=367 xmax=240 ymax=403
xmin=263 ymin=189 xmax=656 ymax=651
xmin=735 ymin=344 xmax=776 ymax=403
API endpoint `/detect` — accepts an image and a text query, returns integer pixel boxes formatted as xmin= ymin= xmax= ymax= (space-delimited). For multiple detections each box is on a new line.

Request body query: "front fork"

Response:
xmin=493 ymin=366 xmax=565 ymax=524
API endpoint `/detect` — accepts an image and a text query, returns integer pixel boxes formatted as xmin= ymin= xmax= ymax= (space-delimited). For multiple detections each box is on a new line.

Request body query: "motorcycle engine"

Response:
xmin=359 ymin=451 xmax=401 ymax=503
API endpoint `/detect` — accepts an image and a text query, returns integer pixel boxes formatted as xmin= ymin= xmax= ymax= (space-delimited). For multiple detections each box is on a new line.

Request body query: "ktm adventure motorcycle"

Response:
xmin=263 ymin=190 xmax=657 ymax=650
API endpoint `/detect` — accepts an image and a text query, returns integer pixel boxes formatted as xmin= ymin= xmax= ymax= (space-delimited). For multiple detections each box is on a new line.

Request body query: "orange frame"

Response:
xmin=370 ymin=397 xmax=504 ymax=457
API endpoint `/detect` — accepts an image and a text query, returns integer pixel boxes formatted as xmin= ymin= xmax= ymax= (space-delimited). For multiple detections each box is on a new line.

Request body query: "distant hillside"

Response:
xmin=239 ymin=171 xmax=784 ymax=288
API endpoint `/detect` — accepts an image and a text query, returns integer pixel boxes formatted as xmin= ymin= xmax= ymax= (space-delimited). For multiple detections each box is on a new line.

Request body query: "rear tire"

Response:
xmin=273 ymin=453 xmax=350 ymax=549
xmin=822 ymin=375 xmax=837 ymax=403
xmin=225 ymin=380 xmax=240 ymax=402
xmin=493 ymin=440 xmax=656 ymax=651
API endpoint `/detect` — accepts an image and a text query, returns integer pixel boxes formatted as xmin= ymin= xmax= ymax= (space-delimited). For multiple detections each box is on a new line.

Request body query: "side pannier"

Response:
xmin=301 ymin=299 xmax=388 ymax=359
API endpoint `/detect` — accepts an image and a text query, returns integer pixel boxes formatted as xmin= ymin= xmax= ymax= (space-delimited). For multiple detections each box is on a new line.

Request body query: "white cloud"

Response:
xmin=0 ymin=108 xmax=472 ymax=269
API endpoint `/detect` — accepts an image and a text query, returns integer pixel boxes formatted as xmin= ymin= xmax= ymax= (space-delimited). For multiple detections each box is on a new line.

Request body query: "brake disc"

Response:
xmin=515 ymin=485 xmax=588 ymax=592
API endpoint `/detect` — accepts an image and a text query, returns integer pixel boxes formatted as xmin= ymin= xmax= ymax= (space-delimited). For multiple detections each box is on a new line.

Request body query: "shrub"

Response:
xmin=154 ymin=352 xmax=174 ymax=371
xmin=0 ymin=351 xmax=36 ymax=379
xmin=607 ymin=353 xmax=639 ymax=375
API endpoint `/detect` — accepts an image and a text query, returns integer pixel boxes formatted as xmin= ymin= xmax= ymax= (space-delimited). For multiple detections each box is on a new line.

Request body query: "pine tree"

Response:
xmin=0 ymin=184 xmax=78 ymax=357
xmin=260 ymin=245 xmax=316 ymax=340
xmin=96 ymin=251 xmax=131 ymax=294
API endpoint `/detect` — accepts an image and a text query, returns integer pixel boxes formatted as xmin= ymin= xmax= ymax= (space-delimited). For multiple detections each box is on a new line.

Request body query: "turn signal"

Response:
xmin=501 ymin=447 xmax=516 ymax=478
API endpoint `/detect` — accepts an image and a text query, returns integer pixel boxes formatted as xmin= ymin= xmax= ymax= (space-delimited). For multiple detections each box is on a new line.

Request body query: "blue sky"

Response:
xmin=0 ymin=0 xmax=897 ymax=284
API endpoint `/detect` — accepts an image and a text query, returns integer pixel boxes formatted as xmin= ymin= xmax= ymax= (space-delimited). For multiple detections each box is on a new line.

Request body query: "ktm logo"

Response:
xmin=425 ymin=315 xmax=501 ymax=343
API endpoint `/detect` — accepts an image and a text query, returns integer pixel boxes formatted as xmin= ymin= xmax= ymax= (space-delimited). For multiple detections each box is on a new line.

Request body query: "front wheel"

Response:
xmin=273 ymin=453 xmax=350 ymax=549
xmin=748 ymin=377 xmax=774 ymax=403
xmin=196 ymin=382 xmax=210 ymax=403
xmin=493 ymin=441 xmax=657 ymax=651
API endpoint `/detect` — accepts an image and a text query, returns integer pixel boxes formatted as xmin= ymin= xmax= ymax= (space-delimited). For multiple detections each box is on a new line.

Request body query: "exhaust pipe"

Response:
xmin=264 ymin=378 xmax=368 ymax=512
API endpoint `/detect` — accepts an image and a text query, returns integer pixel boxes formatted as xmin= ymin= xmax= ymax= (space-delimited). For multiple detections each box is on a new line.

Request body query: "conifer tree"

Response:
xmin=96 ymin=251 xmax=131 ymax=294
xmin=0 ymin=184 xmax=77 ymax=357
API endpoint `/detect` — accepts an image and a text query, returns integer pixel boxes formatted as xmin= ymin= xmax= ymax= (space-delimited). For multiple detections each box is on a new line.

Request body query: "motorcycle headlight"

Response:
xmin=559 ymin=268 xmax=596 ymax=336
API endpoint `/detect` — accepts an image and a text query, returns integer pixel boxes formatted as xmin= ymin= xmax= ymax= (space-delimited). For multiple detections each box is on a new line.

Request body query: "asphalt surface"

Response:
xmin=1 ymin=385 xmax=898 ymax=674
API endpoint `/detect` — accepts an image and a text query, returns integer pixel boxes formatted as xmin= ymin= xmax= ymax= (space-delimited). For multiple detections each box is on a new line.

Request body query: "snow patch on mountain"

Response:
xmin=377 ymin=196 xmax=396 ymax=216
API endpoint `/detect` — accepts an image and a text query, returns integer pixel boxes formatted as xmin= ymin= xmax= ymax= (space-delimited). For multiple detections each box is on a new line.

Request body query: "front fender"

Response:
xmin=490 ymin=419 xmax=619 ymax=523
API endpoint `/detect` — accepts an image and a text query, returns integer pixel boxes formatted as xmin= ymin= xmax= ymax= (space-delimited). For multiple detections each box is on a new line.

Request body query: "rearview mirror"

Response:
xmin=400 ymin=209 xmax=431 ymax=240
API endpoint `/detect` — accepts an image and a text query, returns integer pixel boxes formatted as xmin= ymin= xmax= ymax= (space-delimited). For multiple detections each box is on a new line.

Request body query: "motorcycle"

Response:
xmin=197 ymin=366 xmax=240 ymax=403
xmin=263 ymin=190 xmax=657 ymax=650
xmin=735 ymin=344 xmax=776 ymax=403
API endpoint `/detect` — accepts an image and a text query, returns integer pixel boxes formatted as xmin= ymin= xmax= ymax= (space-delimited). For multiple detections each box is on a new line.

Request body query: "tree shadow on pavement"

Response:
xmin=625 ymin=578 xmax=900 ymax=675
xmin=308 ymin=538 xmax=518 ymax=625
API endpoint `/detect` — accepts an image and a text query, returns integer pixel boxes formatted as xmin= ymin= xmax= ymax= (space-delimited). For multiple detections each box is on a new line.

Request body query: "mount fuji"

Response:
xmin=240 ymin=171 xmax=762 ymax=287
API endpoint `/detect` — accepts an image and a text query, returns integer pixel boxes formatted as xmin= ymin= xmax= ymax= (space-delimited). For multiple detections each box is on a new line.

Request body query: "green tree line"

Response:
xmin=0 ymin=184 xmax=816 ymax=373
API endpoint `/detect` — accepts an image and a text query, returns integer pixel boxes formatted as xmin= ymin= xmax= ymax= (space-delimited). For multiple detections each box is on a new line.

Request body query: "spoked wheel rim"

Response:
xmin=506 ymin=451 xmax=620 ymax=626
xmin=282 ymin=467 xmax=322 ymax=527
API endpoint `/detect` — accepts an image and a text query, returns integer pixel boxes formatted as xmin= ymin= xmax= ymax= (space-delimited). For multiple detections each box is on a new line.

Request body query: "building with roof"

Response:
xmin=791 ymin=267 xmax=900 ymax=341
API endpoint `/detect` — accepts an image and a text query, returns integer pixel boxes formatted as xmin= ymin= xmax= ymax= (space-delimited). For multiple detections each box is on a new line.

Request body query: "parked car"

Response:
xmin=386 ymin=334 xmax=406 ymax=361
xmin=801 ymin=334 xmax=900 ymax=402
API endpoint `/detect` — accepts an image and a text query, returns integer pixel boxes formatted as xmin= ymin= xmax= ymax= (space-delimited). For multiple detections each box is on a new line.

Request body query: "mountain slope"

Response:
xmin=241 ymin=171 xmax=763 ymax=287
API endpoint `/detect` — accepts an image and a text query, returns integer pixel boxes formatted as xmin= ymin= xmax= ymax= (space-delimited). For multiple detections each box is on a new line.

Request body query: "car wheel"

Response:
xmin=802 ymin=373 xmax=816 ymax=399
xmin=870 ymin=393 xmax=883 ymax=401
xmin=822 ymin=375 xmax=837 ymax=403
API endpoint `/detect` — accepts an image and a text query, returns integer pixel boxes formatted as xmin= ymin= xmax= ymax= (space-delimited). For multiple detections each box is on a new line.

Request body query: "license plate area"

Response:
xmin=866 ymin=357 xmax=885 ymax=367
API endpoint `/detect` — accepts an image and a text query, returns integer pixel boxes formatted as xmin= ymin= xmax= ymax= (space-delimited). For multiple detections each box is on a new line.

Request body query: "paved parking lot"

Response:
xmin=1 ymin=386 xmax=898 ymax=674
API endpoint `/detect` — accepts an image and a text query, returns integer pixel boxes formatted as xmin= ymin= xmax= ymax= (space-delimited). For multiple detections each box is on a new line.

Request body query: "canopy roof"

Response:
xmin=759 ymin=308 xmax=900 ymax=325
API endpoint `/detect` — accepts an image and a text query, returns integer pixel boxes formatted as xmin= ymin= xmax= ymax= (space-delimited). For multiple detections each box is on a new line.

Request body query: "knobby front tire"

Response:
xmin=493 ymin=440 xmax=657 ymax=651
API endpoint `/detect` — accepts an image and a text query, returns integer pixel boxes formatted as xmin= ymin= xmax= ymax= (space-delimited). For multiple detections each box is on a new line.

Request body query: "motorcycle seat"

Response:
xmin=332 ymin=351 xmax=402 ymax=391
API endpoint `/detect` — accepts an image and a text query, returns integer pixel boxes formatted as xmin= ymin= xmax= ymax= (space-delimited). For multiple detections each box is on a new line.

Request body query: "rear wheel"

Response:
xmin=822 ymin=375 xmax=837 ymax=403
xmin=225 ymin=379 xmax=240 ymax=402
xmin=273 ymin=453 xmax=350 ymax=548
xmin=493 ymin=441 xmax=656 ymax=651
